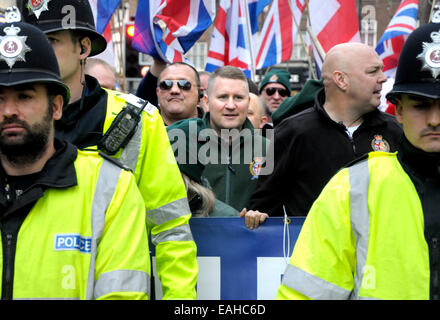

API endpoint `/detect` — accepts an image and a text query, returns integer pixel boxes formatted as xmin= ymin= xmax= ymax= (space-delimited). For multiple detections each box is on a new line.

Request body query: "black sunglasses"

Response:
xmin=265 ymin=87 xmax=289 ymax=97
xmin=159 ymin=79 xmax=193 ymax=91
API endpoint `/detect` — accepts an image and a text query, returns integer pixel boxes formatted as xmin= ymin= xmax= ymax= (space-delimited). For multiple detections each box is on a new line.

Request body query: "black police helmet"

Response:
xmin=387 ymin=22 xmax=440 ymax=104
xmin=0 ymin=14 xmax=70 ymax=106
xmin=19 ymin=0 xmax=106 ymax=56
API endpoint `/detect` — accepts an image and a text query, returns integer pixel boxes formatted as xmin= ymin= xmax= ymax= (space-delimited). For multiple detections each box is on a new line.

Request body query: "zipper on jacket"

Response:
xmin=348 ymin=134 xmax=356 ymax=154
xmin=431 ymin=237 xmax=440 ymax=300
xmin=1 ymin=232 xmax=16 ymax=300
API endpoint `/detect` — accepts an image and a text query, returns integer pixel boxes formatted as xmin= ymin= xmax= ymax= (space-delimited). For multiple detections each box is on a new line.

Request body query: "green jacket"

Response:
xmin=201 ymin=112 xmax=268 ymax=211
xmin=210 ymin=199 xmax=240 ymax=217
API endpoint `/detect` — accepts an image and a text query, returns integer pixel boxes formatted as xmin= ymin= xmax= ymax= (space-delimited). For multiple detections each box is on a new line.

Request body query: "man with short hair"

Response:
xmin=201 ymin=66 xmax=268 ymax=211
xmin=85 ymin=58 xmax=117 ymax=90
xmin=0 ymin=11 xmax=149 ymax=300
xmin=157 ymin=62 xmax=204 ymax=125
xmin=247 ymin=93 xmax=269 ymax=130
xmin=259 ymin=68 xmax=291 ymax=116
xmin=277 ymin=20 xmax=440 ymax=300
xmin=244 ymin=42 xmax=403 ymax=228
xmin=21 ymin=0 xmax=198 ymax=300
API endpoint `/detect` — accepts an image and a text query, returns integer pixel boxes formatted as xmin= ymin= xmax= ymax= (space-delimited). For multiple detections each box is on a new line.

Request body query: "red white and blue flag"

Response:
xmin=307 ymin=0 xmax=360 ymax=73
xmin=375 ymin=0 xmax=418 ymax=78
xmin=133 ymin=0 xmax=216 ymax=63
xmin=88 ymin=0 xmax=120 ymax=65
xmin=255 ymin=0 xmax=305 ymax=69
xmin=205 ymin=0 xmax=254 ymax=78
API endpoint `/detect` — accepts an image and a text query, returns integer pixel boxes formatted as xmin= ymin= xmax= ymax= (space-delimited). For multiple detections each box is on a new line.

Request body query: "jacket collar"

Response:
xmin=314 ymin=88 xmax=390 ymax=129
xmin=0 ymin=139 xmax=78 ymax=192
xmin=56 ymin=75 xmax=103 ymax=128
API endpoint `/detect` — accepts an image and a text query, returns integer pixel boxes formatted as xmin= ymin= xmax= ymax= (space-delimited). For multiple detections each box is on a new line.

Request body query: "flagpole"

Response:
xmin=430 ymin=0 xmax=439 ymax=21
xmin=304 ymin=0 xmax=326 ymax=62
xmin=287 ymin=0 xmax=317 ymax=79
xmin=243 ymin=0 xmax=256 ymax=80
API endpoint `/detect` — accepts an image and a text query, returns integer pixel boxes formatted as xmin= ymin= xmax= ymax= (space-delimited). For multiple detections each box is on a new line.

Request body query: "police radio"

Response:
xmin=98 ymin=95 xmax=149 ymax=155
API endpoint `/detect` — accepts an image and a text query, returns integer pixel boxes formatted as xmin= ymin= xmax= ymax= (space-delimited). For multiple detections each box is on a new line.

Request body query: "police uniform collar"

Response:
xmin=397 ymin=135 xmax=440 ymax=180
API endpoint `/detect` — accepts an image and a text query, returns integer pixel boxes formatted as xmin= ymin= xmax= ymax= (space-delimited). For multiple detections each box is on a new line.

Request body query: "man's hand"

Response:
xmin=240 ymin=208 xmax=268 ymax=230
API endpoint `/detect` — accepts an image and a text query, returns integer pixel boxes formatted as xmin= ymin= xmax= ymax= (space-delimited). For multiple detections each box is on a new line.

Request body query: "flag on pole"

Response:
xmin=205 ymin=0 xmax=254 ymax=78
xmin=248 ymin=0 xmax=272 ymax=35
xmin=133 ymin=0 xmax=216 ymax=64
xmin=255 ymin=0 xmax=305 ymax=69
xmin=88 ymin=0 xmax=120 ymax=66
xmin=307 ymin=0 xmax=360 ymax=73
xmin=375 ymin=0 xmax=418 ymax=78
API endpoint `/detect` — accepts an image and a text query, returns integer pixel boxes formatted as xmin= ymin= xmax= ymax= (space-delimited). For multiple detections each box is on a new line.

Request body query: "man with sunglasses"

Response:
xmin=156 ymin=62 xmax=204 ymax=126
xmin=244 ymin=43 xmax=403 ymax=228
xmin=20 ymin=0 xmax=198 ymax=300
xmin=259 ymin=69 xmax=291 ymax=118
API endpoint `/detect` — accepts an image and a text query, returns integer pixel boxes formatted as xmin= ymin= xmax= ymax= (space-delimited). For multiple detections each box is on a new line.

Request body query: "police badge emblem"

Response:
xmin=371 ymin=135 xmax=390 ymax=152
xmin=417 ymin=27 xmax=440 ymax=78
xmin=0 ymin=7 xmax=31 ymax=69
xmin=27 ymin=0 xmax=51 ymax=19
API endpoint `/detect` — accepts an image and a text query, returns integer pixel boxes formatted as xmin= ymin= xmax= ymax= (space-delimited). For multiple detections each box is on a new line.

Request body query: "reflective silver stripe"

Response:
xmin=94 ymin=270 xmax=151 ymax=299
xmin=85 ymin=159 xmax=122 ymax=300
xmin=348 ymin=160 xmax=370 ymax=300
xmin=282 ymin=264 xmax=351 ymax=300
xmin=151 ymin=224 xmax=194 ymax=245
xmin=147 ymin=197 xmax=191 ymax=225
xmin=14 ymin=297 xmax=80 ymax=300
xmin=120 ymin=113 xmax=143 ymax=171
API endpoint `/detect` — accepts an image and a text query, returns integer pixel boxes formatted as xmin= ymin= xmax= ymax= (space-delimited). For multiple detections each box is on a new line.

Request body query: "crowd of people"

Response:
xmin=0 ymin=0 xmax=439 ymax=300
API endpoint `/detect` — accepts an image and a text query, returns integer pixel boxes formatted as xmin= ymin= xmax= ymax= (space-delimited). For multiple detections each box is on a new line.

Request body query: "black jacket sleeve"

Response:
xmin=135 ymin=70 xmax=158 ymax=106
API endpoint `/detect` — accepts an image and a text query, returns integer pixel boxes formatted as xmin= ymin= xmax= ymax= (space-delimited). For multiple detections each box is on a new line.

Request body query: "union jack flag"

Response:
xmin=375 ymin=0 xmax=419 ymax=78
xmin=205 ymin=0 xmax=254 ymax=78
xmin=133 ymin=0 xmax=216 ymax=63
xmin=255 ymin=0 xmax=305 ymax=70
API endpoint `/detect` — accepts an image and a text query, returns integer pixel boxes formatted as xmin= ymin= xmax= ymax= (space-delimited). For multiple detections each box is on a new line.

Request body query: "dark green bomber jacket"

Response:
xmin=201 ymin=112 xmax=269 ymax=212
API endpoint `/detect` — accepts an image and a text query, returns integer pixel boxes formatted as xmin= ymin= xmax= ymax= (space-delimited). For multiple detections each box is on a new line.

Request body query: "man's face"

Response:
xmin=0 ymin=84 xmax=62 ymax=162
xmin=247 ymin=93 xmax=267 ymax=129
xmin=47 ymin=30 xmax=82 ymax=83
xmin=345 ymin=49 xmax=387 ymax=111
xmin=157 ymin=64 xmax=200 ymax=123
xmin=260 ymin=83 xmax=289 ymax=113
xmin=86 ymin=63 xmax=116 ymax=90
xmin=207 ymin=76 xmax=249 ymax=134
xmin=396 ymin=94 xmax=440 ymax=153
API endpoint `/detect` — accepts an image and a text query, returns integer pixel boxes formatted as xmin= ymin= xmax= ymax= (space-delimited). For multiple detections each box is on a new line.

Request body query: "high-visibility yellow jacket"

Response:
xmin=277 ymin=151 xmax=430 ymax=300
xmin=0 ymin=142 xmax=150 ymax=300
xmin=102 ymin=90 xmax=198 ymax=299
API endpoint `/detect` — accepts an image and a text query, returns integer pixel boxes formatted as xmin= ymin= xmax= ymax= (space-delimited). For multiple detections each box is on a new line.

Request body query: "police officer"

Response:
xmin=19 ymin=0 xmax=198 ymax=299
xmin=0 ymin=7 xmax=149 ymax=300
xmin=277 ymin=17 xmax=440 ymax=300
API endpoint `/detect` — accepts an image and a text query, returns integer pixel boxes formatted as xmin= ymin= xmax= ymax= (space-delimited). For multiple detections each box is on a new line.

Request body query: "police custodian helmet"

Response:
xmin=387 ymin=11 xmax=440 ymax=104
xmin=19 ymin=0 xmax=107 ymax=56
xmin=0 ymin=7 xmax=70 ymax=106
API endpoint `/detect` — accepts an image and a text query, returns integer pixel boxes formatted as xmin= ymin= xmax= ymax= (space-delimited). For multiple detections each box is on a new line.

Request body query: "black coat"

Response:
xmin=249 ymin=89 xmax=404 ymax=216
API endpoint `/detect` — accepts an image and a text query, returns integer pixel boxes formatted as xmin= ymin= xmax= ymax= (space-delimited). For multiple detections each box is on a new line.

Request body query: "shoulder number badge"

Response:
xmin=371 ymin=135 xmax=390 ymax=152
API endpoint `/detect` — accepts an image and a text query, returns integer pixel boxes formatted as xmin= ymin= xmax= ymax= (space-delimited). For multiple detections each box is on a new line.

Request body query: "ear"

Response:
xmin=203 ymin=94 xmax=209 ymax=110
xmin=79 ymin=37 xmax=92 ymax=59
xmin=260 ymin=115 xmax=269 ymax=129
xmin=333 ymin=70 xmax=348 ymax=90
xmin=394 ymin=99 xmax=404 ymax=124
xmin=52 ymin=94 xmax=64 ymax=121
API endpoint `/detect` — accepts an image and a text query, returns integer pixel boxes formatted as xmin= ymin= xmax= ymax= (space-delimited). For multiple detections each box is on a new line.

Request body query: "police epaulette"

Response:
xmin=98 ymin=151 xmax=132 ymax=172
xmin=344 ymin=154 xmax=369 ymax=168
xmin=114 ymin=92 xmax=157 ymax=116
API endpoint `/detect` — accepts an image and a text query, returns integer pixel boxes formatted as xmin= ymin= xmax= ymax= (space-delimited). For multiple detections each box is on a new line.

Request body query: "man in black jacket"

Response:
xmin=243 ymin=42 xmax=403 ymax=229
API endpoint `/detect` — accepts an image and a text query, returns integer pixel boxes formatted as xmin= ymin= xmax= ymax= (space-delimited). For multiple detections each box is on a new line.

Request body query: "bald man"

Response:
xmin=247 ymin=93 xmax=269 ymax=130
xmin=242 ymin=43 xmax=403 ymax=229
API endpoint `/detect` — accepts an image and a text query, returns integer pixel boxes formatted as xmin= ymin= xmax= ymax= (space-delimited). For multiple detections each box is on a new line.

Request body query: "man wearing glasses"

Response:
xmin=259 ymin=69 xmax=291 ymax=118
xmin=156 ymin=62 xmax=204 ymax=126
